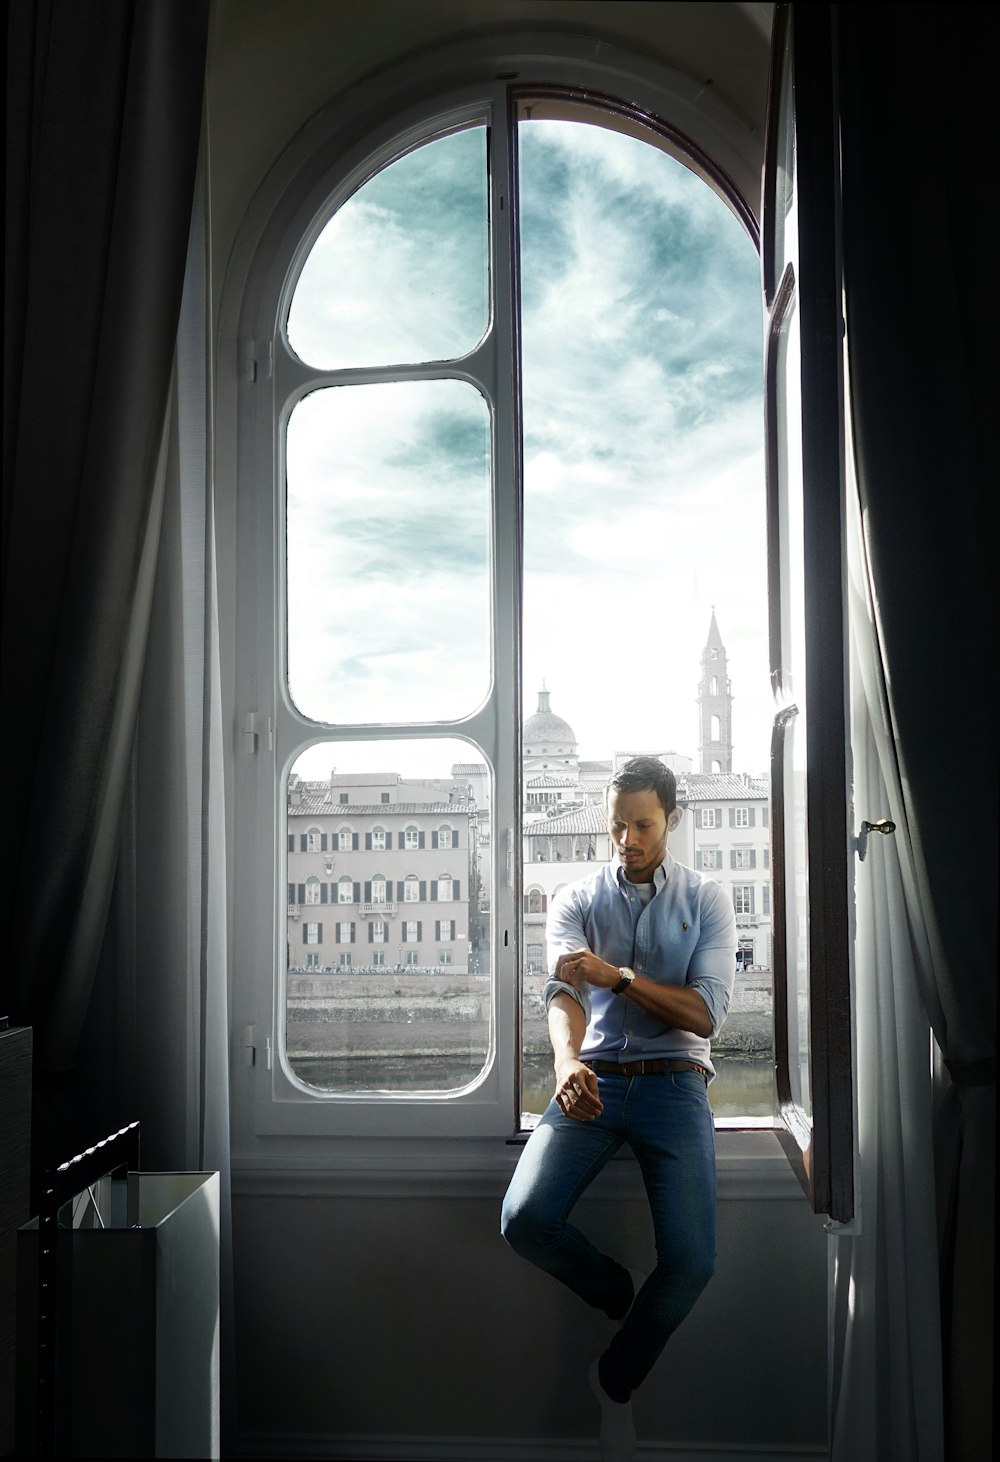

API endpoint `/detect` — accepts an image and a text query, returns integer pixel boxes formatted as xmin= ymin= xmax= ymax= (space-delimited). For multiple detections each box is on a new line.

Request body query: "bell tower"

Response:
xmin=697 ymin=609 xmax=733 ymax=773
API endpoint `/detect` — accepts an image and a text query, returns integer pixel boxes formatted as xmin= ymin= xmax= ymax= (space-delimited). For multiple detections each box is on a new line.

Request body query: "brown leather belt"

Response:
xmin=587 ymin=1058 xmax=709 ymax=1082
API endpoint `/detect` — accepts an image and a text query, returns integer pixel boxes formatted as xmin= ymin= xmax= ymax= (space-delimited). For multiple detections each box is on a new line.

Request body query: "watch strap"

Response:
xmin=612 ymin=967 xmax=635 ymax=995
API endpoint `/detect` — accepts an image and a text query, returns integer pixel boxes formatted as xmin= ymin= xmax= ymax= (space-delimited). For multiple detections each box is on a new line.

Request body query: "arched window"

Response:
xmin=231 ymin=37 xmax=767 ymax=1137
xmin=305 ymin=876 xmax=321 ymax=905
xmin=371 ymin=825 xmax=386 ymax=850
xmin=306 ymin=827 xmax=322 ymax=851
xmin=337 ymin=875 xmax=354 ymax=904
xmin=370 ymin=875 xmax=387 ymax=904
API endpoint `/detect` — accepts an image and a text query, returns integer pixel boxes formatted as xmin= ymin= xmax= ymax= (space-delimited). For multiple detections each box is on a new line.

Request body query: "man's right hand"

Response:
xmin=554 ymin=1058 xmax=603 ymax=1121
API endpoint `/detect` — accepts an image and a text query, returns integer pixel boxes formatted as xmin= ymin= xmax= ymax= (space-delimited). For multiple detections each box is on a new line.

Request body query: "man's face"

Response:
xmin=606 ymin=787 xmax=671 ymax=883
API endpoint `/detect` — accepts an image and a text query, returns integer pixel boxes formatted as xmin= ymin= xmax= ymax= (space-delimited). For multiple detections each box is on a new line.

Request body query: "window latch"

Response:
xmin=855 ymin=818 xmax=896 ymax=861
xmin=244 ymin=711 xmax=274 ymax=754
xmin=240 ymin=1024 xmax=273 ymax=1070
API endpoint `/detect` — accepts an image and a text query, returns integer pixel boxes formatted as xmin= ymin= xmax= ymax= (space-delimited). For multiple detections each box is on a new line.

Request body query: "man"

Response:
xmin=501 ymin=756 xmax=737 ymax=1461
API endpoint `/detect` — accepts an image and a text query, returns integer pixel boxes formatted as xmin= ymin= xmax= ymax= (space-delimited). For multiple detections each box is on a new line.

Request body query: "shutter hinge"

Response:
xmin=242 ymin=339 xmax=273 ymax=383
xmin=244 ymin=711 xmax=274 ymax=754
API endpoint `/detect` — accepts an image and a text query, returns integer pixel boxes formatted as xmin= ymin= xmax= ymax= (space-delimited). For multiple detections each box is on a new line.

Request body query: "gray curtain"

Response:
xmin=2 ymin=0 xmax=209 ymax=1191
xmin=838 ymin=6 xmax=997 ymax=1458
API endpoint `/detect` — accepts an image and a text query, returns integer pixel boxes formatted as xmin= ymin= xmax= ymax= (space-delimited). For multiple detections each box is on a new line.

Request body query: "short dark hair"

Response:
xmin=604 ymin=756 xmax=677 ymax=817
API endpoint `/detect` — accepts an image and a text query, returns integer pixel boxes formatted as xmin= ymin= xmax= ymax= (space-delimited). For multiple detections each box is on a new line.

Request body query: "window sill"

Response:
xmin=230 ymin=1127 xmax=801 ymax=1202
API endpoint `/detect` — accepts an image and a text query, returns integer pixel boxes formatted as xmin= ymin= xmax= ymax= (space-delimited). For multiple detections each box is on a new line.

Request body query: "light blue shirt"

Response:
xmin=543 ymin=852 xmax=738 ymax=1079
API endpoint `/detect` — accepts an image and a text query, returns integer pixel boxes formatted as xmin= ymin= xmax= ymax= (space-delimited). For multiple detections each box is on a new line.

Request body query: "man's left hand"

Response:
xmin=554 ymin=949 xmax=622 ymax=990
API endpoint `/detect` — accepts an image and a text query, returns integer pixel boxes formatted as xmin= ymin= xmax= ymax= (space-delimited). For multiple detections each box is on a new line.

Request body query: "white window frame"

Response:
xmin=224 ymin=35 xmax=786 ymax=1159
xmin=305 ymin=876 xmax=321 ymax=904
xmin=337 ymin=877 xmax=353 ymax=905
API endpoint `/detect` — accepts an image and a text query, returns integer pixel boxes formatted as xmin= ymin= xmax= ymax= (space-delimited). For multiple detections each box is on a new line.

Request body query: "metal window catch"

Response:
xmin=856 ymin=818 xmax=896 ymax=861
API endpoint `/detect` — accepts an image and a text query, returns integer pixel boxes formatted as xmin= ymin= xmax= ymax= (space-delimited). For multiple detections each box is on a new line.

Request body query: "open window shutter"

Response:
xmin=418 ymin=832 xmax=425 ymax=849
xmin=729 ymin=807 xmax=736 ymax=828
xmin=695 ymin=809 xmax=703 ymax=829
xmin=353 ymin=881 xmax=361 ymax=903
xmin=432 ymin=831 xmax=438 ymax=848
xmin=417 ymin=922 xmax=422 ymax=941
xmin=298 ymin=884 xmax=305 ymax=905
xmin=750 ymin=850 xmax=757 ymax=869
xmin=365 ymin=833 xmax=372 ymax=850
xmin=364 ymin=881 xmax=371 ymax=902
xmin=397 ymin=882 xmax=404 ymax=901
xmin=300 ymin=834 xmax=307 ymax=851
xmin=287 ymin=883 xmax=295 ymax=903
xmin=351 ymin=922 xmax=356 ymax=942
xmin=321 ymin=833 xmax=328 ymax=850
xmin=287 ymin=834 xmax=294 ymax=852
xmin=748 ymin=808 xmax=756 ymax=827
xmin=763 ymin=2 xmax=853 ymax=1222
xmin=352 ymin=833 xmax=359 ymax=850
xmin=435 ymin=921 xmax=440 ymax=940
xmin=320 ymin=884 xmax=328 ymax=903
xmin=368 ymin=923 xmax=374 ymax=943
xmin=454 ymin=880 xmax=461 ymax=900
xmin=730 ymin=850 xmax=738 ymax=870
xmin=317 ymin=923 xmax=322 ymax=944
xmin=419 ymin=881 xmax=427 ymax=901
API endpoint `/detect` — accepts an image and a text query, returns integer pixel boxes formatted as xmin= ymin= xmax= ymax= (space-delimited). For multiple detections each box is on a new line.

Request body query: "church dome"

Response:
xmin=524 ymin=688 xmax=577 ymax=753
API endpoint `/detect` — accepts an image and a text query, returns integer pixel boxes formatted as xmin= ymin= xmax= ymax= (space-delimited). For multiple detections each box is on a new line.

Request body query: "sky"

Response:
xmin=285 ymin=119 xmax=769 ymax=784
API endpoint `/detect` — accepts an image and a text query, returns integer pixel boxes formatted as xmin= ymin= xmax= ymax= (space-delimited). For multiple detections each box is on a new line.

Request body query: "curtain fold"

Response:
xmin=1 ymin=0 xmax=210 ymax=1178
xmin=837 ymin=7 xmax=996 ymax=1458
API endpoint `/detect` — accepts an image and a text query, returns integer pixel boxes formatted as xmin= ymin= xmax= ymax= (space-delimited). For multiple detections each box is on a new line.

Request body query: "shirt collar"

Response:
xmin=614 ymin=850 xmax=674 ymax=891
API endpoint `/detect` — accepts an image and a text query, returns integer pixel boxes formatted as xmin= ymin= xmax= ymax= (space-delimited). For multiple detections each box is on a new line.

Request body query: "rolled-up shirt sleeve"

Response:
xmin=542 ymin=886 xmax=592 ymax=1022
xmin=687 ymin=881 xmax=738 ymax=1037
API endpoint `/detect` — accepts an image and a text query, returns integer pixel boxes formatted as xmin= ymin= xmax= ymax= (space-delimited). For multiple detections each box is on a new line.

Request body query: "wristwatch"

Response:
xmin=612 ymin=967 xmax=636 ymax=995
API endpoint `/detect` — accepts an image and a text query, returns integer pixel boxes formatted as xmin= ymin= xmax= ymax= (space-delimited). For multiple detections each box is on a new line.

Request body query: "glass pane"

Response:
xmin=286 ymin=379 xmax=491 ymax=725
xmin=772 ymin=21 xmax=798 ymax=290
xmin=284 ymin=740 xmax=492 ymax=1094
xmin=286 ymin=127 xmax=489 ymax=369
xmin=774 ymin=281 xmax=811 ymax=1119
xmin=515 ymin=117 xmax=770 ymax=1121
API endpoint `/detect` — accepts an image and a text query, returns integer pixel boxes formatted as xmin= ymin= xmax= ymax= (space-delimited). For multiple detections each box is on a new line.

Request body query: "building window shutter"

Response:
xmin=368 ymin=922 xmax=373 ymax=943
xmin=417 ymin=922 xmax=422 ymax=941
xmin=695 ymin=852 xmax=703 ymax=870
xmin=435 ymin=921 xmax=441 ymax=939
xmin=364 ymin=881 xmax=372 ymax=902
xmin=365 ymin=833 xmax=372 ymax=850
xmin=397 ymin=882 xmax=404 ymax=901
xmin=351 ymin=833 xmax=358 ymax=850
xmin=317 ymin=923 xmax=323 ymax=944
xmin=385 ymin=831 xmax=393 ymax=849
xmin=419 ymin=881 xmax=427 ymax=900
xmin=748 ymin=808 xmax=756 ymax=826
xmin=287 ymin=834 xmax=294 ymax=852
xmin=287 ymin=882 xmax=295 ymax=903
xmin=320 ymin=884 xmax=328 ymax=903
xmin=298 ymin=884 xmax=305 ymax=904
xmin=351 ymin=922 xmax=356 ymax=942
xmin=430 ymin=881 xmax=438 ymax=901
xmin=418 ymin=832 xmax=425 ymax=849
xmin=321 ymin=833 xmax=328 ymax=850
xmin=729 ymin=808 xmax=736 ymax=828
xmin=432 ymin=831 xmax=439 ymax=848
xmin=695 ymin=809 xmax=703 ymax=829
xmin=750 ymin=850 xmax=757 ymax=868
xmin=300 ymin=834 xmax=307 ymax=851
xmin=730 ymin=850 xmax=738 ymax=870
xmin=353 ymin=881 xmax=361 ymax=903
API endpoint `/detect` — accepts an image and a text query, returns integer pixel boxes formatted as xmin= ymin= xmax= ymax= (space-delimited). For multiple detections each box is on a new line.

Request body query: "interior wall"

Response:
xmin=233 ymin=1180 xmax=827 ymax=1454
xmin=206 ymin=5 xmax=825 ymax=1456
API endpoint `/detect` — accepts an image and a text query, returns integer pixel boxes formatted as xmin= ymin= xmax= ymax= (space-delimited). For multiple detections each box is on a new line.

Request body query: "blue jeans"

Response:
xmin=501 ymin=1068 xmax=717 ymax=1399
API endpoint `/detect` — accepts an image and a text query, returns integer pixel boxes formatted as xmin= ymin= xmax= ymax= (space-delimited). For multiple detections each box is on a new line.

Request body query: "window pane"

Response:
xmin=516 ymin=116 xmax=769 ymax=1122
xmin=286 ymin=380 xmax=491 ymax=724
xmin=286 ymin=127 xmax=489 ymax=369
xmin=284 ymin=740 xmax=492 ymax=1094
xmin=773 ymin=287 xmax=811 ymax=1119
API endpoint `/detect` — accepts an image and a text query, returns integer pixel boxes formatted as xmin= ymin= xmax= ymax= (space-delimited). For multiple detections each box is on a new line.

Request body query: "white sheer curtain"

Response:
xmin=132 ymin=141 xmax=234 ymax=1454
xmin=829 ymin=401 xmax=944 ymax=1460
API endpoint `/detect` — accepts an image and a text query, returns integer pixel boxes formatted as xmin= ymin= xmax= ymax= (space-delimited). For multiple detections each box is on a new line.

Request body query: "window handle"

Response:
xmin=855 ymin=819 xmax=896 ymax=862
xmin=506 ymin=827 xmax=514 ymax=890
